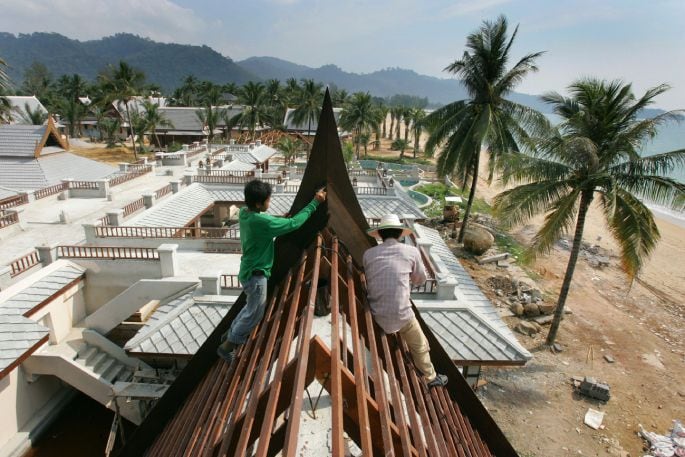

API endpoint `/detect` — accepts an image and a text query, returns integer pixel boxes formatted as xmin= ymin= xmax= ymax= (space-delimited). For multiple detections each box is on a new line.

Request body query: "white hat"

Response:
xmin=367 ymin=214 xmax=414 ymax=239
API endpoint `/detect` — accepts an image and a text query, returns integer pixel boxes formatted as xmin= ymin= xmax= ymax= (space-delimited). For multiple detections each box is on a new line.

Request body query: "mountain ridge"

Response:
xmin=0 ymin=32 xmax=668 ymax=116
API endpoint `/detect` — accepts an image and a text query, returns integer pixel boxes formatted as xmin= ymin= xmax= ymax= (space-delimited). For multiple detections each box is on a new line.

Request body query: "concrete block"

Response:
xmin=106 ymin=209 xmax=124 ymax=227
xmin=170 ymin=180 xmax=182 ymax=193
xmin=143 ymin=193 xmax=155 ymax=209
xmin=158 ymin=244 xmax=178 ymax=278
xmin=0 ymin=266 xmax=11 ymax=290
xmin=199 ymin=272 xmax=221 ymax=295
xmin=36 ymin=244 xmax=59 ymax=266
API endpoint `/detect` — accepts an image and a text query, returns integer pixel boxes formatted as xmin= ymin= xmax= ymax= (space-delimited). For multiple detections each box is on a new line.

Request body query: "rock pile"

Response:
xmin=486 ymin=275 xmax=559 ymax=336
xmin=556 ymin=238 xmax=613 ymax=269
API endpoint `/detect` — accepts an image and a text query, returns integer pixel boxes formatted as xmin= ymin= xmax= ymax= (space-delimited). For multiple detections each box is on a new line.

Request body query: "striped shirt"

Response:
xmin=362 ymin=238 xmax=427 ymax=334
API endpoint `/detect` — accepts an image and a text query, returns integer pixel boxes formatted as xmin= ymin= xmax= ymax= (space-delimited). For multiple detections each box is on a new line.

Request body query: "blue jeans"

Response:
xmin=225 ymin=275 xmax=268 ymax=345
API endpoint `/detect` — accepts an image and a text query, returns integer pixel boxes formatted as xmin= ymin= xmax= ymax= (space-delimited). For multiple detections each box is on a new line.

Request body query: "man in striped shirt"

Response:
xmin=363 ymin=214 xmax=448 ymax=388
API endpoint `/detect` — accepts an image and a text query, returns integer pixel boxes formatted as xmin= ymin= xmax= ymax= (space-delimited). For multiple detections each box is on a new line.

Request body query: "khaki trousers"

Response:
xmin=398 ymin=317 xmax=436 ymax=382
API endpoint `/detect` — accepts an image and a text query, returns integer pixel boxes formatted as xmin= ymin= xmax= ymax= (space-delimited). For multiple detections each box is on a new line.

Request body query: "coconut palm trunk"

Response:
xmin=546 ymin=191 xmax=593 ymax=345
xmin=457 ymin=151 xmax=480 ymax=243
xmin=124 ymin=101 xmax=138 ymax=159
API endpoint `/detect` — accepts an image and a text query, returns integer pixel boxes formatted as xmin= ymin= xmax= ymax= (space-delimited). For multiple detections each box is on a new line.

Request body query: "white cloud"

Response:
xmin=0 ymin=0 xmax=208 ymax=44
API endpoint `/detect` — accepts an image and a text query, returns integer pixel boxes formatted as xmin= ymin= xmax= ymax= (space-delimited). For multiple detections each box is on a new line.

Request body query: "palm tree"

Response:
xmin=98 ymin=61 xmax=146 ymax=159
xmin=424 ymin=15 xmax=546 ymax=243
xmin=493 ymin=79 xmax=685 ymax=346
xmin=196 ymin=85 xmax=224 ymax=153
xmin=403 ymin=106 xmax=412 ymax=143
xmin=232 ymin=81 xmax=268 ymax=141
xmin=277 ymin=136 xmax=302 ymax=166
xmin=339 ymin=92 xmax=381 ymax=159
xmin=410 ymin=108 xmax=426 ymax=158
xmin=0 ymin=57 xmax=9 ymax=91
xmin=388 ymin=108 xmax=395 ymax=141
xmin=289 ymin=79 xmax=323 ymax=155
xmin=17 ymin=102 xmax=48 ymax=125
xmin=0 ymin=59 xmax=12 ymax=122
xmin=393 ymin=106 xmax=404 ymax=140
xmin=56 ymin=74 xmax=88 ymax=137
xmin=378 ymin=103 xmax=389 ymax=139
xmin=141 ymin=100 xmax=172 ymax=148
xmin=392 ymin=138 xmax=409 ymax=159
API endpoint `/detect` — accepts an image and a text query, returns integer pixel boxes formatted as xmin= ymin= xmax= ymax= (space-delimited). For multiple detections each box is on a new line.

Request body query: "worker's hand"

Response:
xmin=314 ymin=188 xmax=327 ymax=203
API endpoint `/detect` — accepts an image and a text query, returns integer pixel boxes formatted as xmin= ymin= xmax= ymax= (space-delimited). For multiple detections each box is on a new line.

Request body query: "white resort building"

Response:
xmin=0 ymin=98 xmax=528 ymax=455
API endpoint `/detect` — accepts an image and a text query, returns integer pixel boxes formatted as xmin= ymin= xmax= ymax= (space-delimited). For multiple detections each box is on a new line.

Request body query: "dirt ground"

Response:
xmin=458 ymin=183 xmax=685 ymax=455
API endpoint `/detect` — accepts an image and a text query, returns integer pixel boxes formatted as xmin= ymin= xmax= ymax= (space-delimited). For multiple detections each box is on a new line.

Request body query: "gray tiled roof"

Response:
xmin=6 ymin=96 xmax=48 ymax=125
xmin=0 ymin=152 xmax=116 ymax=191
xmin=0 ymin=124 xmax=46 ymax=157
xmin=413 ymin=224 xmax=530 ymax=362
xmin=156 ymin=106 xmax=243 ymax=133
xmin=417 ymin=304 xmax=530 ymax=363
xmin=223 ymin=160 xmax=256 ymax=171
xmin=129 ymin=184 xmax=215 ymax=227
xmin=131 ymin=183 xmax=424 ymax=227
xmin=0 ymin=186 xmax=19 ymax=200
xmin=125 ymin=291 xmax=235 ymax=356
xmin=0 ymin=262 xmax=86 ymax=374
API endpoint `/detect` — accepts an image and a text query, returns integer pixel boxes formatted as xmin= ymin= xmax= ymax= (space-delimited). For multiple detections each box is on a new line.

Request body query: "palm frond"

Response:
xmin=497 ymin=152 xmax=572 ymax=186
xmin=493 ymin=180 xmax=572 ymax=229
xmin=600 ymin=189 xmax=660 ymax=277
xmin=614 ymin=174 xmax=685 ymax=207
xmin=528 ymin=189 xmax=582 ymax=258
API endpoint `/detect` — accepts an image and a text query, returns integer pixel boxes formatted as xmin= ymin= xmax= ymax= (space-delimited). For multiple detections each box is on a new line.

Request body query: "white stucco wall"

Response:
xmin=30 ymin=281 xmax=86 ymax=344
xmin=0 ymin=366 xmax=68 ymax=456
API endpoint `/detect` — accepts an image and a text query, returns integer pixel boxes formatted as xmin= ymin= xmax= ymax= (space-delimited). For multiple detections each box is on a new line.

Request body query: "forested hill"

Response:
xmin=0 ymin=32 xmax=256 ymax=90
xmin=0 ymin=32 xmax=572 ymax=112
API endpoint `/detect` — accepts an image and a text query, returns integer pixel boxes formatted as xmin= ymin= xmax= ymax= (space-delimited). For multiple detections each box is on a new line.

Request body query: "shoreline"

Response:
xmin=647 ymin=203 xmax=685 ymax=229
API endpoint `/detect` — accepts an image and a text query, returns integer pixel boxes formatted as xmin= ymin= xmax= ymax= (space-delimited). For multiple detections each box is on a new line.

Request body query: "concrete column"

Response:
xmin=141 ymin=157 xmax=148 ymax=165
xmin=83 ymin=223 xmax=98 ymax=243
xmin=0 ymin=266 xmax=11 ymax=291
xmin=199 ymin=271 xmax=221 ymax=295
xmin=275 ymin=183 xmax=284 ymax=193
xmin=97 ymin=180 xmax=110 ymax=198
xmin=62 ymin=178 xmax=73 ymax=198
xmin=170 ymin=180 xmax=182 ymax=193
xmin=183 ymin=174 xmax=193 ymax=186
xmin=118 ymin=163 xmax=129 ymax=172
xmin=255 ymin=169 xmax=262 ymax=178
xmin=215 ymin=158 xmax=224 ymax=168
xmin=436 ymin=273 xmax=458 ymax=300
xmin=36 ymin=244 xmax=59 ymax=266
xmin=143 ymin=193 xmax=155 ymax=209
xmin=158 ymin=244 xmax=178 ymax=278
xmin=417 ymin=239 xmax=432 ymax=256
xmin=106 ymin=209 xmax=124 ymax=226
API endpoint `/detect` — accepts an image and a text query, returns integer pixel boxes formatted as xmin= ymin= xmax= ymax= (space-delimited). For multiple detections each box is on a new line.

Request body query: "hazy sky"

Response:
xmin=1 ymin=0 xmax=684 ymax=109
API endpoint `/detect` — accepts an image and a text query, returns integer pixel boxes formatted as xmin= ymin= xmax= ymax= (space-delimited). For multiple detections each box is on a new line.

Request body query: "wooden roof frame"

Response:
xmin=34 ymin=116 xmax=70 ymax=158
xmin=117 ymin=90 xmax=518 ymax=457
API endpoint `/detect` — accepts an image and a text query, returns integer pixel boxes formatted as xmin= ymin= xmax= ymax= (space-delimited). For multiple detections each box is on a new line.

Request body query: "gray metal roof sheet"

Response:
xmin=0 ymin=186 xmax=19 ymax=200
xmin=0 ymin=262 xmax=86 ymax=374
xmin=0 ymin=152 xmax=116 ymax=191
xmin=0 ymin=124 xmax=46 ymax=157
xmin=129 ymin=184 xmax=215 ymax=227
xmin=125 ymin=291 xmax=235 ymax=356
xmin=413 ymin=224 xmax=531 ymax=362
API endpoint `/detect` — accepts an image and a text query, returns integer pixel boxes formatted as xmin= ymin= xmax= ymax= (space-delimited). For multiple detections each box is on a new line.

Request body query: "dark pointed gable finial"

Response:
xmin=271 ymin=88 xmax=373 ymax=283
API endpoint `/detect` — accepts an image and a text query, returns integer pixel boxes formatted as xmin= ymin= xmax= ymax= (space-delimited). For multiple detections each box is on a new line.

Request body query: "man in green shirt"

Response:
xmin=217 ymin=179 xmax=326 ymax=363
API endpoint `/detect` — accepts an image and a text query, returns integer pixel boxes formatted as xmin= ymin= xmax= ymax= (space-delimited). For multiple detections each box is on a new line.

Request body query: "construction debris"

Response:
xmin=478 ymin=253 xmax=509 ymax=265
xmin=639 ymin=420 xmax=685 ymax=457
xmin=584 ymin=408 xmax=605 ymax=429
xmin=575 ymin=376 xmax=611 ymax=402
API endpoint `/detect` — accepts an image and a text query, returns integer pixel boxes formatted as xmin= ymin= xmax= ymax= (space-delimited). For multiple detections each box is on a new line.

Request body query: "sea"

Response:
xmin=547 ymin=115 xmax=685 ymax=228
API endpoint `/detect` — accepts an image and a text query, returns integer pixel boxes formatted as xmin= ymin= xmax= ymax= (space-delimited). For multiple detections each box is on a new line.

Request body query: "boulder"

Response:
xmin=538 ymin=302 xmax=556 ymax=315
xmin=515 ymin=321 xmax=542 ymax=336
xmin=509 ymin=302 xmax=524 ymax=316
xmin=523 ymin=303 xmax=541 ymax=317
xmin=462 ymin=227 xmax=495 ymax=255
xmin=530 ymin=288 xmax=543 ymax=301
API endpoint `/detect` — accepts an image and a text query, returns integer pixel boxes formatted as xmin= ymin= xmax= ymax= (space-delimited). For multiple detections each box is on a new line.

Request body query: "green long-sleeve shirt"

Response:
xmin=238 ymin=199 xmax=320 ymax=283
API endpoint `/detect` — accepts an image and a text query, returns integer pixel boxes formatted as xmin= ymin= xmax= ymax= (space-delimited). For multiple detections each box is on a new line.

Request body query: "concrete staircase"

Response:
xmin=22 ymin=329 xmax=157 ymax=425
